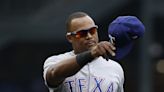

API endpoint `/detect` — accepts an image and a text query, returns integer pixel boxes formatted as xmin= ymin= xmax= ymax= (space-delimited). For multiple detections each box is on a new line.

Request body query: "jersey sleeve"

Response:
xmin=109 ymin=59 xmax=124 ymax=92
xmin=118 ymin=74 xmax=124 ymax=92
xmin=116 ymin=62 xmax=124 ymax=92
xmin=43 ymin=55 xmax=64 ymax=86
xmin=43 ymin=51 xmax=74 ymax=90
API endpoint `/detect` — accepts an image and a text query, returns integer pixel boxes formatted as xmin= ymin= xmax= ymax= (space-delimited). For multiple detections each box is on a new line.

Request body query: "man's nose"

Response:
xmin=86 ymin=32 xmax=92 ymax=39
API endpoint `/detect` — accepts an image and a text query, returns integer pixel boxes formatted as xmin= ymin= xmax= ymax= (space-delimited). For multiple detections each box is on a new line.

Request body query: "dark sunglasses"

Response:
xmin=67 ymin=25 xmax=98 ymax=39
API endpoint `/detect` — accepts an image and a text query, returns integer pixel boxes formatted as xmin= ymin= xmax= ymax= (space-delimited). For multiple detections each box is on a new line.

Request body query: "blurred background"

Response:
xmin=0 ymin=0 xmax=164 ymax=92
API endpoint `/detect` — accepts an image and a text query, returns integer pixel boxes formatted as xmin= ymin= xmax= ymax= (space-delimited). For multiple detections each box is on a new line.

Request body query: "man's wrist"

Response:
xmin=76 ymin=51 xmax=94 ymax=67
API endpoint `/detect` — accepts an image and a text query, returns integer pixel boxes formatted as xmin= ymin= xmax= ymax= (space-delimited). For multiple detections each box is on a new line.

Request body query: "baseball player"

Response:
xmin=43 ymin=12 xmax=124 ymax=92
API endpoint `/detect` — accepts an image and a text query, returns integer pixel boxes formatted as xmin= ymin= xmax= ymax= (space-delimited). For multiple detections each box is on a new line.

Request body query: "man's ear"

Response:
xmin=66 ymin=35 xmax=73 ymax=43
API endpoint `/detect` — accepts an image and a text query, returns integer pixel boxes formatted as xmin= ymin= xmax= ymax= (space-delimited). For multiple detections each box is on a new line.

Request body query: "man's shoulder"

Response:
xmin=43 ymin=51 xmax=74 ymax=68
xmin=45 ymin=51 xmax=74 ymax=62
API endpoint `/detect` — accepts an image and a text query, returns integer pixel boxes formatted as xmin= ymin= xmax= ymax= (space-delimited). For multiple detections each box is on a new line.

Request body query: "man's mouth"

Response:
xmin=85 ymin=40 xmax=96 ymax=46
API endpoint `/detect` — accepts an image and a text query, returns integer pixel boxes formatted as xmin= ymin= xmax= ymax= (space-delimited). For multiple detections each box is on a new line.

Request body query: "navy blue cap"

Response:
xmin=108 ymin=16 xmax=145 ymax=60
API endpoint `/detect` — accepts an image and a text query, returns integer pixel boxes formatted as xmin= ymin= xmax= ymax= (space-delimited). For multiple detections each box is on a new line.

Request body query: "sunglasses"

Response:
xmin=67 ymin=25 xmax=98 ymax=39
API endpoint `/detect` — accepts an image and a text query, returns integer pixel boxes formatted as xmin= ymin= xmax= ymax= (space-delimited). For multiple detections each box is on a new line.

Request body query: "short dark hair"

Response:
xmin=66 ymin=12 xmax=89 ymax=32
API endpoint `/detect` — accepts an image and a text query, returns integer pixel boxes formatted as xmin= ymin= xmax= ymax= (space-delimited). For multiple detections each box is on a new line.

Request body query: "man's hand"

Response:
xmin=91 ymin=41 xmax=116 ymax=60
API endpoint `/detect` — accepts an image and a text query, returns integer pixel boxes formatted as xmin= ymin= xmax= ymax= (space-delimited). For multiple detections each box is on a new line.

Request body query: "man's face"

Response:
xmin=67 ymin=16 xmax=99 ymax=54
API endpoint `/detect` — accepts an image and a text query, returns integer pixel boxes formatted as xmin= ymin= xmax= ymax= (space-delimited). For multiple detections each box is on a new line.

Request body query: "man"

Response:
xmin=43 ymin=12 xmax=124 ymax=92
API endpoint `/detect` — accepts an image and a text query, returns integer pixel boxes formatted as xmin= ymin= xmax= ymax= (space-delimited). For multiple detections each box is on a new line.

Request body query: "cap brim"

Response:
xmin=115 ymin=42 xmax=133 ymax=60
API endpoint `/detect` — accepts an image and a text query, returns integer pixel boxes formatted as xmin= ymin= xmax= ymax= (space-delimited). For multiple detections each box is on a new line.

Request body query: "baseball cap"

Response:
xmin=108 ymin=16 xmax=145 ymax=60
